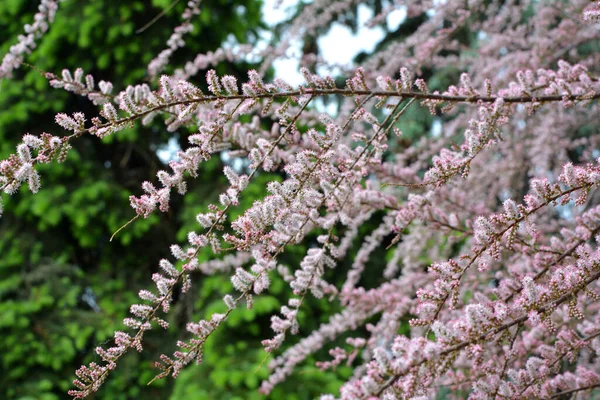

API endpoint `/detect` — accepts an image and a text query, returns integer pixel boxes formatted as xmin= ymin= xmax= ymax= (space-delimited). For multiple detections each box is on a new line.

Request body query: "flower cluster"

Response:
xmin=0 ymin=0 xmax=59 ymax=78
xmin=147 ymin=0 xmax=201 ymax=79
xmin=0 ymin=133 xmax=66 ymax=217
xmin=48 ymin=68 xmax=113 ymax=105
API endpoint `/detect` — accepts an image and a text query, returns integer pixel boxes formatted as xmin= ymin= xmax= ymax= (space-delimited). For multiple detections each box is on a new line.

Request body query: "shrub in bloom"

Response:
xmin=1 ymin=0 xmax=600 ymax=398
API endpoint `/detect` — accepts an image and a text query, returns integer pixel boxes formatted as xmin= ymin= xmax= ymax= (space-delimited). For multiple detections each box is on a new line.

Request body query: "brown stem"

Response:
xmin=373 ymin=267 xmax=600 ymax=397
xmin=544 ymin=382 xmax=600 ymax=399
xmin=504 ymin=224 xmax=600 ymax=303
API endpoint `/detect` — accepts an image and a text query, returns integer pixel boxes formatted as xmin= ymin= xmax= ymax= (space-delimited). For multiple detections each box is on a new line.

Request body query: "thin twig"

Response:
xmin=136 ymin=0 xmax=181 ymax=34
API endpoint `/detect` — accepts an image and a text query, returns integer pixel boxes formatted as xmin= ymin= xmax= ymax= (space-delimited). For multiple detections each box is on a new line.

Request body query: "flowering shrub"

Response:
xmin=1 ymin=0 xmax=600 ymax=399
